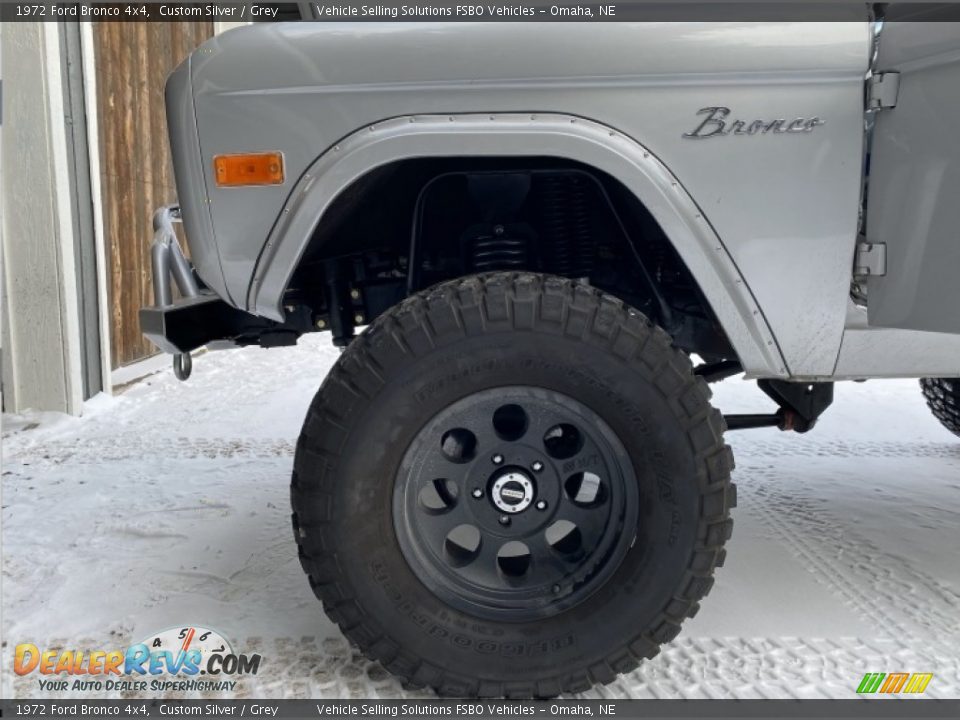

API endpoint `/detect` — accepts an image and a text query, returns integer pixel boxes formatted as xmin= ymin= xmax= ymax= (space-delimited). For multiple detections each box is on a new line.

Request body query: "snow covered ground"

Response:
xmin=2 ymin=334 xmax=959 ymax=699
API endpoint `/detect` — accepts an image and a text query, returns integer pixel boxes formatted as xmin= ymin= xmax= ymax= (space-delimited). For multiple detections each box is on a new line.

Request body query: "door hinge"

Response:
xmin=855 ymin=241 xmax=887 ymax=277
xmin=868 ymin=71 xmax=900 ymax=110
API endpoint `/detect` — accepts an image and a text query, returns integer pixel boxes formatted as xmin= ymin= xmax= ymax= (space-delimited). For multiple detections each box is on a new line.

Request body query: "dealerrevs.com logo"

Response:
xmin=14 ymin=626 xmax=261 ymax=693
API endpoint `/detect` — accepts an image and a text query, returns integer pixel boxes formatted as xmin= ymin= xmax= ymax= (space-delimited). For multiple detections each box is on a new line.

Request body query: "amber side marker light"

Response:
xmin=213 ymin=152 xmax=284 ymax=187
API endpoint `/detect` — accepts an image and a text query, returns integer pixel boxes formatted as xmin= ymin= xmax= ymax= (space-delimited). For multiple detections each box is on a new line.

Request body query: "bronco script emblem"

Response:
xmin=683 ymin=106 xmax=825 ymax=139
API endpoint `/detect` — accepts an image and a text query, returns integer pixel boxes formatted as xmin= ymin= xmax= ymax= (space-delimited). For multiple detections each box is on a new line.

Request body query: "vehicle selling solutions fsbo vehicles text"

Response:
xmin=313 ymin=4 xmax=539 ymax=17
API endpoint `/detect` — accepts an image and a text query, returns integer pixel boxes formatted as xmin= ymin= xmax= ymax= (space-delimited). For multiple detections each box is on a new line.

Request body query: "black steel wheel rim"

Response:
xmin=394 ymin=386 xmax=639 ymax=621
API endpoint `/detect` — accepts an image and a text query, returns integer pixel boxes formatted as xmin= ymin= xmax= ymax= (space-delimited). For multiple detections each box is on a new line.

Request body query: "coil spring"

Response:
xmin=538 ymin=174 xmax=594 ymax=277
xmin=470 ymin=231 xmax=528 ymax=272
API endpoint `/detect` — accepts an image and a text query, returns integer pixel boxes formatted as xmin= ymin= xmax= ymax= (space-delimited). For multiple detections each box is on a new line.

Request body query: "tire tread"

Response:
xmin=291 ymin=272 xmax=736 ymax=697
xmin=920 ymin=378 xmax=960 ymax=438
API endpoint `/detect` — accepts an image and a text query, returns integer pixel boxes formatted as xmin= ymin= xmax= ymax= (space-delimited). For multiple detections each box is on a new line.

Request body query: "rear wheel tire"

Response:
xmin=920 ymin=378 xmax=960 ymax=438
xmin=291 ymin=273 xmax=736 ymax=697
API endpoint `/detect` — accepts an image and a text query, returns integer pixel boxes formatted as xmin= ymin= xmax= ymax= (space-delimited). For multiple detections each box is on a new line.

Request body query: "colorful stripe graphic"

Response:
xmin=857 ymin=672 xmax=933 ymax=694
xmin=903 ymin=673 xmax=934 ymax=694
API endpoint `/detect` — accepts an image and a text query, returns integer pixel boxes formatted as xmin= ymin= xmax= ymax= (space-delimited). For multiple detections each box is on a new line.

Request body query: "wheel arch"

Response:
xmin=248 ymin=113 xmax=785 ymax=377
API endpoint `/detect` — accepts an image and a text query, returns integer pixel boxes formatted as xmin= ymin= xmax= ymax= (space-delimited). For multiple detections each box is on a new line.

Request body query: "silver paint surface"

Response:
xmin=864 ymin=21 xmax=960 ymax=333
xmin=168 ymin=21 xmax=910 ymax=377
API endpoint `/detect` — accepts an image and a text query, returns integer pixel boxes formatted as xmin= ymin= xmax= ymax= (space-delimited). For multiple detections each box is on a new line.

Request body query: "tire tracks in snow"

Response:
xmin=3 ymin=435 xmax=295 ymax=467
xmin=614 ymin=636 xmax=958 ymax=699
xmin=734 ymin=456 xmax=960 ymax=646
xmin=5 ymin=435 xmax=960 ymax=468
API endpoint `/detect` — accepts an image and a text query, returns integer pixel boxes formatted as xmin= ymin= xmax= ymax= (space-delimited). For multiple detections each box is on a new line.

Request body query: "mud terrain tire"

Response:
xmin=291 ymin=273 xmax=735 ymax=697
xmin=920 ymin=378 xmax=960 ymax=438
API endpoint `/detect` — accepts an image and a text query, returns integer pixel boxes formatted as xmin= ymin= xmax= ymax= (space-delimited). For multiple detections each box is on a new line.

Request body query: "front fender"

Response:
xmin=248 ymin=113 xmax=786 ymax=378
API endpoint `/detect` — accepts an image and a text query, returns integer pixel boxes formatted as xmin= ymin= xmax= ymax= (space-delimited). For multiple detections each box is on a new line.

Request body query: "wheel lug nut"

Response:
xmin=492 ymin=454 xmax=504 ymax=465
xmin=472 ymin=488 xmax=483 ymax=499
xmin=536 ymin=500 xmax=547 ymax=511
xmin=498 ymin=515 xmax=510 ymax=526
xmin=532 ymin=461 xmax=544 ymax=472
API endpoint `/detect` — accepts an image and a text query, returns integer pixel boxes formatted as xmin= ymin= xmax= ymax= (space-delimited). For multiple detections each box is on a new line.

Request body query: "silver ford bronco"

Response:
xmin=141 ymin=14 xmax=960 ymax=697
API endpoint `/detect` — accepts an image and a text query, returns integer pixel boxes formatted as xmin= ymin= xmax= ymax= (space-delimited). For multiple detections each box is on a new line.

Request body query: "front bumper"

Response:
xmin=139 ymin=294 xmax=257 ymax=355
xmin=140 ymin=205 xmax=212 ymax=354
xmin=140 ymin=205 xmax=305 ymax=355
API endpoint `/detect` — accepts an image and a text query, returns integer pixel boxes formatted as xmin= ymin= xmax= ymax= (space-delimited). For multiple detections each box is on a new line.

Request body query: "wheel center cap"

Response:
xmin=491 ymin=471 xmax=535 ymax=514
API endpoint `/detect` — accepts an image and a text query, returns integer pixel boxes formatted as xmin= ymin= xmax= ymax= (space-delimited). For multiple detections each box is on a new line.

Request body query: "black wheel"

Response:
xmin=920 ymin=378 xmax=960 ymax=438
xmin=292 ymin=273 xmax=735 ymax=697
xmin=395 ymin=386 xmax=637 ymax=621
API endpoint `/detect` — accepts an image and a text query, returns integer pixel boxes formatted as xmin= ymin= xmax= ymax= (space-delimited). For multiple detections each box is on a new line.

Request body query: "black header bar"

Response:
xmin=4 ymin=1 xmax=960 ymax=23
xmin=1 ymin=699 xmax=960 ymax=719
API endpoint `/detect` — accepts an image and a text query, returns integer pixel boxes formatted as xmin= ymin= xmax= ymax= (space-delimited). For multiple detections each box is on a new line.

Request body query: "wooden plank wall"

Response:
xmin=93 ymin=22 xmax=213 ymax=368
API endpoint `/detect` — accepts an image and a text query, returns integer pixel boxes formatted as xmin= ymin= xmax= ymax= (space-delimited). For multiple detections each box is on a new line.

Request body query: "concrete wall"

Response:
xmin=1 ymin=28 xmax=8 ymax=413
xmin=1 ymin=23 xmax=84 ymax=415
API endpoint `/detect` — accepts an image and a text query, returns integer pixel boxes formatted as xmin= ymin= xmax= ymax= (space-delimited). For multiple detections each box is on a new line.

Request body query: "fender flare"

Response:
xmin=247 ymin=113 xmax=786 ymax=377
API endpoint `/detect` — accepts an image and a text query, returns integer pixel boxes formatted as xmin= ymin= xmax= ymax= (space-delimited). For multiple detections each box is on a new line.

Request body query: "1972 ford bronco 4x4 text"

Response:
xmin=140 ymin=10 xmax=960 ymax=697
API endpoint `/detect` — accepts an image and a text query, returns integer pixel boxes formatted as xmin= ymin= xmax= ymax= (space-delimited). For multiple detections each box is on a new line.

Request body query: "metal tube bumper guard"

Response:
xmin=139 ymin=205 xmax=284 ymax=358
